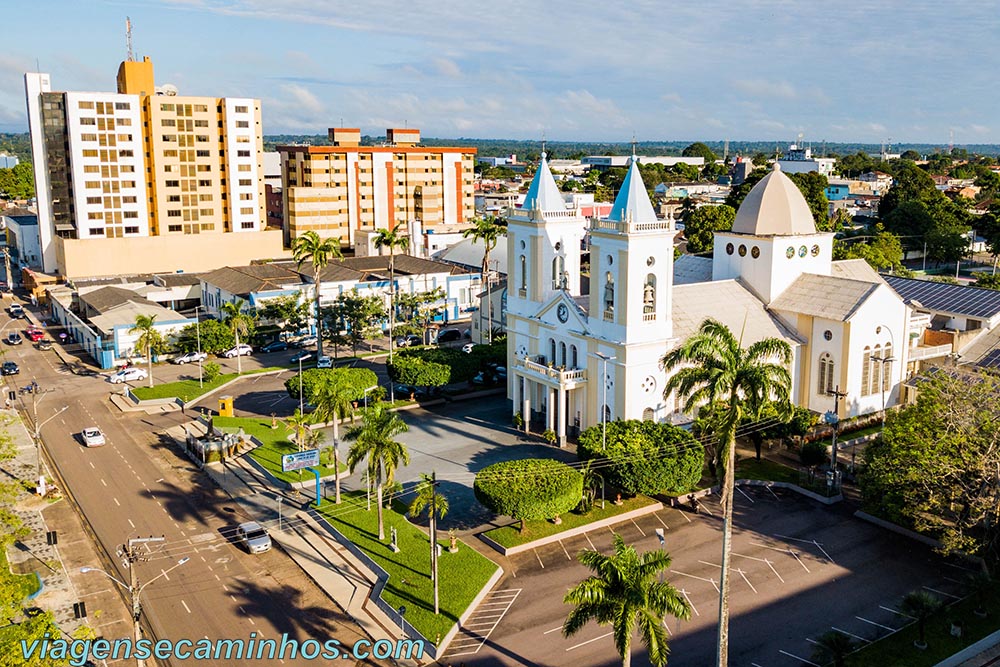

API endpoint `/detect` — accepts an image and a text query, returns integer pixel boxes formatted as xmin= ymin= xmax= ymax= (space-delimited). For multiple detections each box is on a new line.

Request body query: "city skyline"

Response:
xmin=2 ymin=1 xmax=998 ymax=144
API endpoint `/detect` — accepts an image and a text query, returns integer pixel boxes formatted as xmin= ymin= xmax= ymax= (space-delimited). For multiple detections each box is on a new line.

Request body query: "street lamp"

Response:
xmin=363 ymin=384 xmax=378 ymax=409
xmin=871 ymin=354 xmax=896 ymax=427
xmin=594 ymin=352 xmax=616 ymax=451
xmin=194 ymin=306 xmax=205 ymax=388
xmin=81 ymin=556 xmax=189 ymax=667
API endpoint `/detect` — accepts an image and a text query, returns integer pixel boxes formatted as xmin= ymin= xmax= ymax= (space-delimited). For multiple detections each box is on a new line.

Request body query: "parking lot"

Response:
xmin=446 ymin=486 xmax=966 ymax=667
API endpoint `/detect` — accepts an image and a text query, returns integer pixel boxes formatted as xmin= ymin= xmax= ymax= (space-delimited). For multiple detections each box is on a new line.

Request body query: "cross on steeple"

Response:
xmin=541 ymin=131 xmax=546 ymax=159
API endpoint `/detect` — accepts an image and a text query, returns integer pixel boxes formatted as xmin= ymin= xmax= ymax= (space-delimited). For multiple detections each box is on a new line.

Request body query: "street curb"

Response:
xmin=478 ymin=500 xmax=664 ymax=556
xmin=737 ymin=479 xmax=842 ymax=505
xmin=854 ymin=510 xmax=943 ymax=548
xmin=933 ymin=628 xmax=1000 ymax=667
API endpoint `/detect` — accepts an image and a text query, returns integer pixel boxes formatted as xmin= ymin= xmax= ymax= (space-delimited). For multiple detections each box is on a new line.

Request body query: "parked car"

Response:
xmin=461 ymin=342 xmax=475 ymax=354
xmin=260 ymin=340 xmax=289 ymax=353
xmin=292 ymin=336 xmax=317 ymax=349
xmin=108 ymin=367 xmax=148 ymax=384
xmin=222 ymin=344 xmax=253 ymax=358
xmin=25 ymin=328 xmax=44 ymax=342
xmin=1 ymin=361 xmax=18 ymax=376
xmin=437 ymin=329 xmax=462 ymax=343
xmin=316 ymin=355 xmax=333 ymax=369
xmin=8 ymin=304 xmax=23 ymax=317
xmin=172 ymin=350 xmax=208 ymax=364
xmin=81 ymin=427 xmax=106 ymax=447
xmin=236 ymin=522 xmax=271 ymax=554
xmin=290 ymin=351 xmax=314 ymax=364
xmin=35 ymin=340 xmax=52 ymax=351
xmin=395 ymin=334 xmax=423 ymax=348
xmin=472 ymin=365 xmax=507 ymax=386
xmin=5 ymin=333 xmax=22 ymax=345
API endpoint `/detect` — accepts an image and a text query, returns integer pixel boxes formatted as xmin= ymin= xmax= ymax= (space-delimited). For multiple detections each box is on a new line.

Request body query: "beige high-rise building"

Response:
xmin=279 ymin=128 xmax=476 ymax=248
xmin=24 ymin=56 xmax=282 ymax=278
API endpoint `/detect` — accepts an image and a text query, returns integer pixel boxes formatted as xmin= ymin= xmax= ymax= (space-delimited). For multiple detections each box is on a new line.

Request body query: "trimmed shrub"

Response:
xmin=399 ymin=339 xmax=506 ymax=383
xmin=474 ymin=459 xmax=583 ymax=530
xmin=202 ymin=362 xmax=221 ymax=383
xmin=285 ymin=367 xmax=379 ymax=401
xmin=578 ymin=420 xmax=704 ymax=495
xmin=800 ymin=441 xmax=827 ymax=467
xmin=387 ymin=355 xmax=451 ymax=387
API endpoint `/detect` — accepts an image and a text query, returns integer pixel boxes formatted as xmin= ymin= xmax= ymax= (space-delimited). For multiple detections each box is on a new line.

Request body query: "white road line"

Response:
xmin=248 ymin=617 xmax=255 ymax=626
xmin=681 ymin=589 xmax=699 ymax=617
xmin=654 ymin=513 xmax=669 ymax=529
xmin=127 ymin=519 xmax=135 ymax=528
xmin=181 ymin=600 xmax=191 ymax=613
xmin=943 ymin=576 xmax=962 ymax=584
xmin=765 ymin=559 xmax=785 ymax=583
xmin=880 ymin=605 xmax=914 ymax=619
xmin=856 ymin=616 xmax=895 ymax=632
xmin=671 ymin=570 xmax=720 ymax=592
xmin=100 ymin=478 xmax=107 ymax=487
xmin=607 ymin=526 xmax=615 ymax=536
xmin=943 ymin=561 xmax=978 ymax=572
xmin=566 ymin=631 xmax=613 ymax=651
xmin=584 ymin=533 xmax=597 ymax=551
xmin=558 ymin=540 xmax=571 ymax=560
xmin=774 ymin=533 xmax=823 ymax=546
xmin=448 ymin=589 xmax=521 ymax=657
xmin=534 ymin=550 xmax=545 ymax=569
xmin=88 ymin=461 xmax=95 ymax=469
xmin=698 ymin=560 xmax=720 ymax=568
xmin=630 ymin=518 xmax=646 ymax=536
xmin=805 ymin=638 xmax=820 ymax=645
xmin=737 ymin=568 xmax=758 ymax=594
xmin=923 ymin=586 xmax=961 ymax=600
xmin=543 ymin=626 xmax=563 ymax=635
xmin=736 ymin=485 xmax=755 ymax=503
xmin=113 ymin=497 xmax=120 ymax=506
xmin=676 ymin=507 xmax=692 ymax=523
xmin=732 ymin=552 xmax=767 ymax=562
xmin=214 ymin=574 xmax=220 ymax=581
xmin=698 ymin=501 xmax=714 ymax=517
xmin=779 ymin=650 xmax=819 ymax=665
xmin=813 ymin=540 xmax=835 ymax=564
xmin=832 ymin=627 xmax=870 ymax=643
xmin=160 ymin=569 xmax=170 ymax=581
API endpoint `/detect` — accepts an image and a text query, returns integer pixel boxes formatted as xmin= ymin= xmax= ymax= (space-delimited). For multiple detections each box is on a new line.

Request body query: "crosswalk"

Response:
xmin=445 ymin=588 xmax=522 ymax=657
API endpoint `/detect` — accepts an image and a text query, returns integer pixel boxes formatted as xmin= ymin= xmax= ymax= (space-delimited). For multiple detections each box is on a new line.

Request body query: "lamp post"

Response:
xmin=594 ymin=353 xmax=616 ymax=451
xmin=194 ymin=305 xmax=205 ymax=388
xmin=26 ymin=381 xmax=67 ymax=484
xmin=871 ymin=354 xmax=896 ymax=427
xmin=363 ymin=384 xmax=378 ymax=409
xmin=298 ymin=354 xmax=305 ymax=416
xmin=826 ymin=386 xmax=847 ymax=484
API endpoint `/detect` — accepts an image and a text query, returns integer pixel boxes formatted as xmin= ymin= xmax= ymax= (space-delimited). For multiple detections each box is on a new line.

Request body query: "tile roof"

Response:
xmin=202 ymin=265 xmax=302 ymax=296
xmin=884 ymin=275 xmax=1000 ymax=320
xmin=90 ymin=301 xmax=188 ymax=335
xmin=672 ymin=280 xmax=802 ymax=345
xmin=830 ymin=259 xmax=885 ymax=284
xmin=673 ymin=255 xmax=713 ymax=285
xmin=769 ymin=273 xmax=880 ymax=322
xmin=79 ymin=286 xmax=150 ymax=314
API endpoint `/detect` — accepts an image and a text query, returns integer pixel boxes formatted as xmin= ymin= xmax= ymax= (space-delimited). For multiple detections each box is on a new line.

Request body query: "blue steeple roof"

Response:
xmin=607 ymin=155 xmax=657 ymax=223
xmin=521 ymin=152 xmax=565 ymax=212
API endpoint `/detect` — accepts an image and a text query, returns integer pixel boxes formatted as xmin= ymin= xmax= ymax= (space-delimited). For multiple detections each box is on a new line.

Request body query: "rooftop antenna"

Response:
xmin=126 ymin=17 xmax=135 ymax=62
xmin=948 ymin=129 xmax=954 ymax=154
xmin=541 ymin=130 xmax=546 ymax=158
xmin=631 ymin=133 xmax=637 ymax=158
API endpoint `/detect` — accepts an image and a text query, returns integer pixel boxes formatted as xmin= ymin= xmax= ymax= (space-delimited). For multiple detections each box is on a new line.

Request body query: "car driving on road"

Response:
xmin=81 ymin=427 xmax=106 ymax=447
xmin=25 ymin=328 xmax=45 ymax=342
xmin=316 ymin=355 xmax=333 ymax=369
xmin=5 ymin=333 xmax=22 ymax=345
xmin=108 ymin=367 xmax=148 ymax=384
xmin=236 ymin=522 xmax=271 ymax=554
xmin=1 ymin=361 xmax=19 ymax=376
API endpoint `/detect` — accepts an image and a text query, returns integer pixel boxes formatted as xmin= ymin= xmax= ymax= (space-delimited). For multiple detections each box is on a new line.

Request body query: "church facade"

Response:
xmin=504 ymin=155 xmax=909 ymax=445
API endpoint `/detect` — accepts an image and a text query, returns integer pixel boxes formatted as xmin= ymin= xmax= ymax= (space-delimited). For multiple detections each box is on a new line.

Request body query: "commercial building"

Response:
xmin=0 ymin=154 xmax=19 ymax=169
xmin=279 ymin=128 xmax=476 ymax=249
xmin=24 ymin=56 xmax=283 ymax=278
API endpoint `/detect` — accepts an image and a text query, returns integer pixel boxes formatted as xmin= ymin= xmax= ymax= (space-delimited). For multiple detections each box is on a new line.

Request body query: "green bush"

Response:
xmin=203 ymin=362 xmax=221 ymax=383
xmin=578 ymin=420 xmax=703 ymax=495
xmin=474 ymin=459 xmax=583 ymax=526
xmin=284 ymin=367 xmax=379 ymax=401
xmin=800 ymin=441 xmax=827 ymax=467
xmin=387 ymin=355 xmax=450 ymax=387
xmin=399 ymin=339 xmax=505 ymax=382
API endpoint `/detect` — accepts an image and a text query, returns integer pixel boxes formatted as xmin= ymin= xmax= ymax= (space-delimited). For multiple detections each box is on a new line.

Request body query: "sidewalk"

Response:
xmin=0 ymin=409 xmax=133 ymax=664
xmin=164 ymin=422 xmax=423 ymax=666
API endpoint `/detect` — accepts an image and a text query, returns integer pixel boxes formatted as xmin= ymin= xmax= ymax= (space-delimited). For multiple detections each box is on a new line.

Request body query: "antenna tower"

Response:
xmin=126 ymin=17 xmax=134 ymax=62
xmin=948 ymin=129 xmax=954 ymax=154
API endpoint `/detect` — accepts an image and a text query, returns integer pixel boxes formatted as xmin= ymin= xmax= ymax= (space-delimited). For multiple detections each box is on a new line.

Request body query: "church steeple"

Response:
xmin=607 ymin=154 xmax=657 ymax=224
xmin=521 ymin=152 xmax=565 ymax=213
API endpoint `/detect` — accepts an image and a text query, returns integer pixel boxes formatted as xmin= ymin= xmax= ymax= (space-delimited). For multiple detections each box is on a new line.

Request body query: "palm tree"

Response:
xmin=221 ymin=299 xmax=254 ymax=374
xmin=283 ymin=408 xmax=313 ymax=452
xmin=128 ymin=314 xmax=161 ymax=388
xmin=311 ymin=375 xmax=355 ymax=504
xmin=408 ymin=472 xmax=448 ymax=614
xmin=372 ymin=226 xmax=409 ymax=387
xmin=811 ymin=631 xmax=855 ymax=667
xmin=345 ymin=403 xmax=410 ymax=540
xmin=462 ymin=215 xmax=505 ymax=343
xmin=661 ymin=318 xmax=792 ymax=667
xmin=901 ymin=590 xmax=943 ymax=649
xmin=292 ymin=231 xmax=343 ymax=357
xmin=563 ymin=534 xmax=691 ymax=667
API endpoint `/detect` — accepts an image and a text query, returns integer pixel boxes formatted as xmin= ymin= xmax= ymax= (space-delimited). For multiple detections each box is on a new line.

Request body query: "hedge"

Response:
xmin=578 ymin=420 xmax=703 ymax=495
xmin=474 ymin=458 xmax=583 ymax=528
xmin=284 ymin=367 xmax=379 ymax=401
xmin=399 ymin=339 xmax=505 ymax=383
xmin=386 ymin=355 xmax=450 ymax=387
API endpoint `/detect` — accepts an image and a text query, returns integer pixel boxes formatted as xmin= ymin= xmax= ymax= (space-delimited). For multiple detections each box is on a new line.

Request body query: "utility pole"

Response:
xmin=431 ymin=471 xmax=439 ymax=615
xmin=26 ymin=382 xmax=65 ymax=487
xmin=826 ymin=386 xmax=848 ymax=483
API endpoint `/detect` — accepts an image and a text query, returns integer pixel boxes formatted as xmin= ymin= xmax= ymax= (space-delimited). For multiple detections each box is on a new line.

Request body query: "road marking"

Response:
xmin=923 ymin=586 xmax=961 ymax=600
xmin=943 ymin=576 xmax=962 ymax=584
xmin=447 ymin=589 xmax=521 ymax=657
xmin=566 ymin=631 xmax=613 ymax=651
xmin=248 ymin=617 xmax=255 ymax=626
xmin=630 ymin=518 xmax=646 ymax=536
xmin=943 ymin=561 xmax=978 ymax=573
xmin=880 ymin=605 xmax=914 ymax=619
xmin=180 ymin=600 xmax=191 ymax=613
xmin=856 ymin=616 xmax=895 ymax=632
xmin=113 ymin=497 xmax=120 ymax=506
xmin=88 ymin=461 xmax=95 ymax=469
xmin=100 ymin=478 xmax=107 ymax=487
xmin=214 ymin=574 xmax=220 ymax=581
xmin=753 ymin=542 xmax=812 ymax=573
xmin=736 ymin=568 xmax=758 ymax=594
xmin=832 ymin=626 xmax=870 ymax=643
xmin=671 ymin=570 xmax=720 ymax=593
xmin=558 ymin=540 xmax=571 ymax=560
xmin=607 ymin=526 xmax=615 ymax=536
xmin=543 ymin=626 xmax=563 ymax=635
xmin=736 ymin=485 xmax=755 ymax=503
xmin=584 ymin=533 xmax=596 ymax=551
xmin=764 ymin=558 xmax=785 ymax=583
xmin=654 ymin=513 xmax=669 ymax=529
xmin=676 ymin=506 xmax=692 ymax=523
xmin=697 ymin=501 xmax=714 ymax=517
xmin=128 ymin=519 xmax=135 ymax=528
xmin=813 ymin=540 xmax=835 ymax=564
xmin=789 ymin=550 xmax=810 ymax=573
xmin=533 ymin=550 xmax=545 ymax=569
xmin=681 ymin=589 xmax=699 ymax=617
xmin=766 ymin=486 xmax=781 ymax=501
xmin=161 ymin=569 xmax=170 ymax=581
xmin=775 ymin=533 xmax=824 ymax=546
xmin=698 ymin=560 xmax=720 ymax=568
xmin=778 ymin=650 xmax=820 ymax=666
xmin=229 ymin=595 xmax=237 ymax=603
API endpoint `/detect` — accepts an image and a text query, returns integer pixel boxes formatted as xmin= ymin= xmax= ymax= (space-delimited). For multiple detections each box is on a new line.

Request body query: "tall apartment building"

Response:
xmin=24 ymin=56 xmax=282 ymax=278
xmin=279 ymin=128 xmax=476 ymax=248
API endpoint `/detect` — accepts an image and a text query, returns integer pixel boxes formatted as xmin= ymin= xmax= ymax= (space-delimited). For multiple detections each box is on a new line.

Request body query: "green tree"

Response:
xmin=662 ymin=318 xmax=792 ymax=666
xmin=724 ymin=168 xmax=767 ymax=210
xmin=974 ymin=272 xmax=1000 ymax=290
xmin=788 ymin=172 xmax=830 ymax=230
xmin=174 ymin=318 xmax=234 ymax=354
xmin=474 ymin=459 xmax=583 ymax=532
xmin=345 ymin=403 xmax=410 ymax=540
xmin=324 ymin=290 xmax=384 ymax=355
xmin=0 ymin=162 xmax=35 ymax=199
xmin=387 ymin=356 xmax=450 ymax=389
xmin=810 ymin=630 xmax=855 ymax=667
xmin=683 ymin=204 xmax=735 ymax=254
xmin=284 ymin=367 xmax=379 ymax=403
xmin=900 ymin=149 xmax=922 ymax=161
xmin=563 ymin=534 xmax=691 ymax=667
xmin=834 ymin=151 xmax=876 ymax=178
xmin=257 ymin=293 xmax=310 ymax=340
xmin=310 ymin=372 xmax=361 ymax=505
xmin=408 ymin=472 xmax=448 ymax=614
xmin=283 ymin=408 xmax=313 ymax=452
xmin=373 ymin=227 xmax=410 ymax=380
xmin=128 ymin=314 xmax=163 ymax=388
xmin=878 ymin=162 xmax=938 ymax=219
xmin=220 ymin=299 xmax=256 ymax=374
xmin=463 ymin=215 xmax=506 ymax=342
xmin=832 ymin=228 xmax=904 ymax=271
xmin=292 ymin=231 xmax=343 ymax=357
xmin=394 ymin=287 xmax=446 ymax=343
xmin=682 ymin=142 xmax=718 ymax=162
xmin=901 ymin=590 xmax=943 ymax=648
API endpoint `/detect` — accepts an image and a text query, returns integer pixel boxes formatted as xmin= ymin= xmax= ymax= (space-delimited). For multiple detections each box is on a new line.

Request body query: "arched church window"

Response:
xmin=519 ymin=255 xmax=527 ymax=293
xmin=882 ymin=343 xmax=893 ymax=393
xmin=642 ymin=408 xmax=654 ymax=422
xmin=559 ymin=342 xmax=567 ymax=366
xmin=549 ymin=338 xmax=556 ymax=364
xmin=818 ymin=352 xmax=834 ymax=396
xmin=603 ymin=404 xmax=612 ymax=422
xmin=643 ymin=274 xmax=656 ymax=315
xmin=871 ymin=344 xmax=882 ymax=396
xmin=552 ymin=255 xmax=566 ymax=290
xmin=861 ymin=346 xmax=872 ymax=395
xmin=571 ymin=345 xmax=578 ymax=368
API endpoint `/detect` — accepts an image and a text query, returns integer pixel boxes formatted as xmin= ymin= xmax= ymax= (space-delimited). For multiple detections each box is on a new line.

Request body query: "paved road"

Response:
xmin=442 ymin=488 xmax=967 ymax=667
xmin=3 ymin=308 xmax=384 ymax=666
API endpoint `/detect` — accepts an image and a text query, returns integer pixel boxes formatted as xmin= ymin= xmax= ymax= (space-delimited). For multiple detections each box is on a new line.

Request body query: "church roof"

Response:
xmin=830 ymin=259 xmax=886 ymax=284
xmin=731 ymin=164 xmax=817 ymax=236
xmin=607 ymin=156 xmax=658 ymax=223
xmin=769 ymin=273 xmax=881 ymax=321
xmin=672 ymin=279 xmax=803 ymax=345
xmin=673 ymin=254 xmax=713 ymax=285
xmin=521 ymin=152 xmax=566 ymax=212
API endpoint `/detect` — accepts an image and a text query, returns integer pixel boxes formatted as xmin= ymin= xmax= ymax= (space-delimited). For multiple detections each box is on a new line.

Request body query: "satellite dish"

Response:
xmin=161 ymin=83 xmax=178 ymax=96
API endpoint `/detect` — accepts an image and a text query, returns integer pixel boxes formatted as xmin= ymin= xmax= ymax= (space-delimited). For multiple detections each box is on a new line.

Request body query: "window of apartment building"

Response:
xmin=120 ymin=164 xmax=134 ymax=173
xmin=78 ymin=101 xmax=94 ymax=110
xmin=241 ymin=221 xmax=255 ymax=229
xmin=239 ymin=193 xmax=253 ymax=200
xmin=161 ymin=118 xmax=176 ymax=127
xmin=194 ymin=104 xmax=208 ymax=113
xmin=117 ymin=134 xmax=132 ymax=142
xmin=168 ymin=224 xmax=182 ymax=232
xmin=123 ymin=196 xmax=136 ymax=204
xmin=237 ymin=150 xmax=250 ymax=157
xmin=234 ymin=105 xmax=248 ymax=113
xmin=123 ymin=211 xmax=138 ymax=219
xmin=197 ymin=164 xmax=211 ymax=172
xmin=86 ymin=196 xmax=101 ymax=205
xmin=197 ymin=208 xmax=212 ymax=216
xmin=80 ymin=133 xmax=97 ymax=142
xmin=236 ymin=120 xmax=249 ymax=128
xmin=238 ymin=164 xmax=251 ymax=172
xmin=88 ymin=228 xmax=104 ymax=236
xmin=167 ymin=210 xmax=181 ymax=217
xmin=196 ymin=135 xmax=209 ymax=143
xmin=121 ymin=181 xmax=136 ymax=189
xmin=164 ymin=150 xmax=178 ymax=157
xmin=160 ymin=103 xmax=174 ymax=112
xmin=238 ymin=179 xmax=251 ymax=186
xmin=117 ymin=117 xmax=131 ymax=126
xmin=119 ymin=149 xmax=134 ymax=157
xmin=87 ymin=212 xmax=102 ymax=220
xmin=236 ymin=136 xmax=250 ymax=143
xmin=195 ymin=119 xmax=208 ymax=128
xmin=196 ymin=150 xmax=210 ymax=157
xmin=165 ymin=180 xmax=179 ymax=187
xmin=240 ymin=207 xmax=254 ymax=215
xmin=84 ymin=180 xmax=99 ymax=189
xmin=80 ymin=117 xmax=95 ymax=125
xmin=115 ymin=102 xmax=130 ymax=111
xmin=83 ymin=165 xmax=99 ymax=174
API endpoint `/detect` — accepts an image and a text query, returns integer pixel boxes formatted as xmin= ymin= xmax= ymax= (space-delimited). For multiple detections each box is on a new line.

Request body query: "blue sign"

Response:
xmin=281 ymin=449 xmax=319 ymax=472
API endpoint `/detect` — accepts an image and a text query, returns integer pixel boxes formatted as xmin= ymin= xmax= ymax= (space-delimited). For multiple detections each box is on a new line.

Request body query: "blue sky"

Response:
xmin=2 ymin=0 xmax=998 ymax=143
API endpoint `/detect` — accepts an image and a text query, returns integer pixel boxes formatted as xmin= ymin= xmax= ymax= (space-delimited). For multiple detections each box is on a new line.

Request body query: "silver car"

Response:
xmin=236 ymin=521 xmax=271 ymax=554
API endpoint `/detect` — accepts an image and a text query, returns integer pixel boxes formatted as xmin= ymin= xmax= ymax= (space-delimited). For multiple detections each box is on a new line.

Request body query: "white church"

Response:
xmin=504 ymin=154 xmax=911 ymax=445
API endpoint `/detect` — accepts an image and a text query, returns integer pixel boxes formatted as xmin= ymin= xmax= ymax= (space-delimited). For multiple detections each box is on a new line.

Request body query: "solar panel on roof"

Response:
xmin=979 ymin=349 xmax=1000 ymax=368
xmin=885 ymin=276 xmax=1000 ymax=319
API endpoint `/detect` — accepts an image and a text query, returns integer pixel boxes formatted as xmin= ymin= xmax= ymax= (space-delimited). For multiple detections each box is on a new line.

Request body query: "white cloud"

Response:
xmin=732 ymin=78 xmax=798 ymax=101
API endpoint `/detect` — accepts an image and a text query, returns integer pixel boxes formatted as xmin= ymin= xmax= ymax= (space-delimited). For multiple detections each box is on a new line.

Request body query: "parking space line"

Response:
xmin=856 ymin=616 xmax=895 ymax=632
xmin=736 ymin=486 xmax=755 ymax=503
xmin=534 ymin=550 xmax=545 ymax=569
xmin=543 ymin=626 xmax=563 ymax=635
xmin=675 ymin=506 xmax=693 ymax=523
xmin=880 ymin=605 xmax=914 ymax=619
xmin=813 ymin=540 xmax=835 ymax=564
xmin=698 ymin=560 xmax=720 ymax=568
xmin=943 ymin=576 xmax=962 ymax=584
xmin=779 ymin=650 xmax=819 ymax=666
xmin=766 ymin=486 xmax=781 ymax=501
xmin=764 ymin=558 xmax=785 ymax=583
xmin=736 ymin=568 xmax=757 ymax=594
xmin=832 ymin=627 xmax=870 ymax=643
xmin=584 ymin=533 xmax=597 ymax=551
xmin=630 ymin=518 xmax=646 ymax=537
xmin=448 ymin=589 xmax=521 ymax=657
xmin=923 ymin=586 xmax=961 ymax=600
xmin=789 ymin=550 xmax=810 ymax=573
xmin=672 ymin=570 xmax=720 ymax=593
xmin=681 ymin=589 xmax=698 ymax=617
xmin=566 ymin=631 xmax=613 ymax=651
xmin=653 ymin=513 xmax=669 ymax=529
xmin=113 ymin=497 xmax=120 ymax=506
xmin=558 ymin=539 xmax=571 ymax=560
xmin=943 ymin=561 xmax=978 ymax=573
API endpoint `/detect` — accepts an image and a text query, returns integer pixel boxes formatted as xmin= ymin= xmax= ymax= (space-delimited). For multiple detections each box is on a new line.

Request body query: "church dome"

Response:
xmin=731 ymin=164 xmax=817 ymax=236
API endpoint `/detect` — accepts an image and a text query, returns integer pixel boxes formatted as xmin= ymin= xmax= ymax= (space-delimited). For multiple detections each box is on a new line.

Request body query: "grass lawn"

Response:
xmin=483 ymin=495 xmax=660 ymax=549
xmin=213 ymin=416 xmax=344 ymax=485
xmin=316 ymin=492 xmax=499 ymax=644
xmin=847 ymin=582 xmax=1000 ymax=667
xmin=132 ymin=366 xmax=284 ymax=402
xmin=735 ymin=457 xmax=801 ymax=484
xmin=1 ymin=549 xmax=40 ymax=601
xmin=815 ymin=424 xmax=883 ymax=447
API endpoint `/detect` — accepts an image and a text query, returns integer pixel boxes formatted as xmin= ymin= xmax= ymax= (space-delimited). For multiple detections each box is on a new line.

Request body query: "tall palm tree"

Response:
xmin=372 ymin=226 xmax=409 ymax=384
xmin=462 ymin=215 xmax=505 ymax=343
xmin=901 ymin=590 xmax=943 ymax=649
xmin=311 ymin=375 xmax=356 ymax=504
xmin=128 ymin=314 xmax=161 ymax=388
xmin=292 ymin=231 xmax=343 ymax=357
xmin=661 ymin=318 xmax=792 ymax=667
xmin=408 ymin=472 xmax=448 ymax=614
xmin=221 ymin=299 xmax=254 ymax=374
xmin=564 ymin=534 xmax=691 ymax=667
xmin=283 ymin=408 xmax=313 ymax=452
xmin=811 ymin=631 xmax=855 ymax=667
xmin=345 ymin=403 xmax=410 ymax=540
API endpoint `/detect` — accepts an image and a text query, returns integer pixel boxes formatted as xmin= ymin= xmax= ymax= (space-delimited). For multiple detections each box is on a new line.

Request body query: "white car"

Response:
xmin=109 ymin=367 xmax=148 ymax=384
xmin=236 ymin=522 xmax=271 ymax=554
xmin=222 ymin=344 xmax=253 ymax=358
xmin=81 ymin=427 xmax=106 ymax=447
xmin=316 ymin=355 xmax=333 ymax=369
xmin=172 ymin=351 xmax=208 ymax=364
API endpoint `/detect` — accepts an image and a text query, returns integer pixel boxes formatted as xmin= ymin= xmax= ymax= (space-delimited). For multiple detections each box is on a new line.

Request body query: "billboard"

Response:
xmin=281 ymin=449 xmax=319 ymax=472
